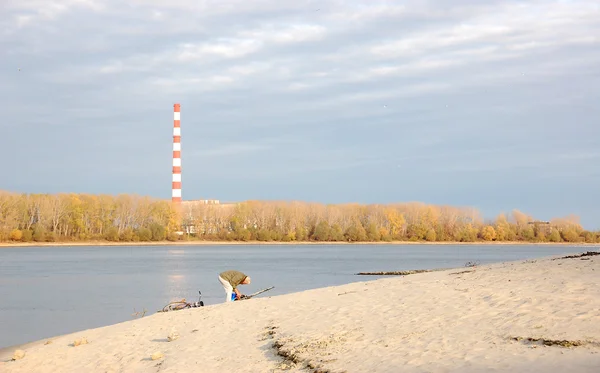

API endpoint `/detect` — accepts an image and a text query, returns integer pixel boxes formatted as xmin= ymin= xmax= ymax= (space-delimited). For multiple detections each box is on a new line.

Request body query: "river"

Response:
xmin=0 ymin=243 xmax=594 ymax=349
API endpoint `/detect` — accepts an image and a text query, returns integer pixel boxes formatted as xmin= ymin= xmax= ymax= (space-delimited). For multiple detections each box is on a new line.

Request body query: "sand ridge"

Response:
xmin=2 ymin=252 xmax=599 ymax=372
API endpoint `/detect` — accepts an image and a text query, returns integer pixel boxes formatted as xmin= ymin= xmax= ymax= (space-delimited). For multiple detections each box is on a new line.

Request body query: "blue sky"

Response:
xmin=1 ymin=0 xmax=599 ymax=229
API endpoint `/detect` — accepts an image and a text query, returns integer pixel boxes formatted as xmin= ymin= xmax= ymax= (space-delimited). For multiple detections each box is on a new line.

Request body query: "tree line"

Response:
xmin=1 ymin=190 xmax=598 ymax=244
xmin=0 ymin=191 xmax=180 ymax=243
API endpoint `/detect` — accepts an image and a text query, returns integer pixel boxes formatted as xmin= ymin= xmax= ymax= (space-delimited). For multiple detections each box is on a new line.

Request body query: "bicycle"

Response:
xmin=158 ymin=286 xmax=275 ymax=312
xmin=158 ymin=291 xmax=204 ymax=313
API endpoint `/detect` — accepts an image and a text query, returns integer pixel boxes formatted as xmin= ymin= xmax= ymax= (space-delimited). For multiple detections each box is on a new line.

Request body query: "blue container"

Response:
xmin=231 ymin=293 xmax=237 ymax=301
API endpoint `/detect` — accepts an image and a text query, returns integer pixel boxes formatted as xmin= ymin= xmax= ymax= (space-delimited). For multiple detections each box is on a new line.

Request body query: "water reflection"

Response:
xmin=166 ymin=250 xmax=187 ymax=301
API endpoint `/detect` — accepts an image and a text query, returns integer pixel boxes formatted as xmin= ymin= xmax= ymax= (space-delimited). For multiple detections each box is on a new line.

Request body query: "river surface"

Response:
xmin=0 ymin=243 xmax=594 ymax=349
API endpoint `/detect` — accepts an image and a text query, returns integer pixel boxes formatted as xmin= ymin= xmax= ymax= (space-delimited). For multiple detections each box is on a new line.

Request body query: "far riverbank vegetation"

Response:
xmin=1 ymin=191 xmax=598 ymax=244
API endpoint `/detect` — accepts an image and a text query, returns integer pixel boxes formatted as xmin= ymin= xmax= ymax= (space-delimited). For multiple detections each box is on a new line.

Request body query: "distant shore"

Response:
xmin=1 ymin=240 xmax=599 ymax=248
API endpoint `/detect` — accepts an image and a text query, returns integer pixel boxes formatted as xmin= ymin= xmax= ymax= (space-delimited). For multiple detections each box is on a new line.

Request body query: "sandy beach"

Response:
xmin=1 ymin=251 xmax=599 ymax=372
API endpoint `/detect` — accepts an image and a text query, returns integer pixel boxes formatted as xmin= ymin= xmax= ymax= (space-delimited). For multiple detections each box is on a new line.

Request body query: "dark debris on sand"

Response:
xmin=552 ymin=251 xmax=600 ymax=260
xmin=510 ymin=336 xmax=595 ymax=348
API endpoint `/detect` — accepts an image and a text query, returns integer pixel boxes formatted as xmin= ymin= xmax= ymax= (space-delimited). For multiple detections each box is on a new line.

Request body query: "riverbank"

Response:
xmin=2 ymin=251 xmax=599 ymax=372
xmin=1 ymin=240 xmax=599 ymax=248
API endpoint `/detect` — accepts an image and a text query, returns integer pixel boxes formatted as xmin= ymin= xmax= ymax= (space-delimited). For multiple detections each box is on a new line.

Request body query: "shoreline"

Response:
xmin=1 ymin=240 xmax=599 ymax=248
xmin=2 ymin=251 xmax=599 ymax=372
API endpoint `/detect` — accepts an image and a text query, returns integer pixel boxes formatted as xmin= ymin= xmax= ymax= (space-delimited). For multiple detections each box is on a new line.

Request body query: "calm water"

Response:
xmin=0 ymin=244 xmax=594 ymax=349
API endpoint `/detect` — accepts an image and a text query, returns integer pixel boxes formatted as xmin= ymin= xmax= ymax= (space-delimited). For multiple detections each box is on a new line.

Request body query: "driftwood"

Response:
xmin=131 ymin=308 xmax=147 ymax=318
xmin=552 ymin=251 xmax=599 ymax=260
xmin=449 ymin=270 xmax=475 ymax=275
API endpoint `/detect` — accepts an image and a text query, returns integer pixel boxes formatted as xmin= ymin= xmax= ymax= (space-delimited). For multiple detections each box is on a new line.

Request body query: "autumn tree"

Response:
xmin=0 ymin=189 xmax=597 ymax=245
xmin=312 ymin=221 xmax=331 ymax=241
xmin=480 ymin=225 xmax=497 ymax=241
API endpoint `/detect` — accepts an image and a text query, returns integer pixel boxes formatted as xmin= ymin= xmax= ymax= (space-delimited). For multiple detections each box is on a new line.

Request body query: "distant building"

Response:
xmin=183 ymin=199 xmax=221 ymax=206
xmin=179 ymin=199 xmax=237 ymax=235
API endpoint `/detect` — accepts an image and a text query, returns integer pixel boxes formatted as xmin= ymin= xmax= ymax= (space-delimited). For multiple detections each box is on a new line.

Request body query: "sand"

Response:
xmin=1 ymin=251 xmax=599 ymax=372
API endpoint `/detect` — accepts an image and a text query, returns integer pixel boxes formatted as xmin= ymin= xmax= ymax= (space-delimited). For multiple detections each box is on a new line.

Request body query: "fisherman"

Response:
xmin=218 ymin=270 xmax=251 ymax=302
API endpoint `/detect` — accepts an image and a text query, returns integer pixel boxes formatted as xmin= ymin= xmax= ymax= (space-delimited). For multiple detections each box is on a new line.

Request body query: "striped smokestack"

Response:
xmin=172 ymin=103 xmax=182 ymax=203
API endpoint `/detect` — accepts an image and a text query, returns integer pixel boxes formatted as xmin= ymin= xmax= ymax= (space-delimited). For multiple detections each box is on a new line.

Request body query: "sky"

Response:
xmin=1 ymin=0 xmax=599 ymax=229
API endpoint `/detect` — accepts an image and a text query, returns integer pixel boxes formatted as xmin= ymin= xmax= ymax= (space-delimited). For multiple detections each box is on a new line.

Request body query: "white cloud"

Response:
xmin=7 ymin=0 xmax=104 ymax=28
xmin=369 ymin=1 xmax=600 ymax=62
xmin=436 ymin=150 xmax=600 ymax=174
xmin=13 ymin=0 xmax=598 ymax=104
xmin=151 ymin=10 xmax=163 ymax=20
xmin=227 ymin=62 xmax=272 ymax=76
xmin=191 ymin=143 xmax=270 ymax=158
xmin=286 ymin=82 xmax=310 ymax=91
xmin=240 ymin=24 xmax=326 ymax=44
xmin=177 ymin=39 xmax=261 ymax=61
xmin=1 ymin=0 xmax=600 ymax=230
xmin=207 ymin=75 xmax=235 ymax=84
xmin=328 ymin=3 xmax=408 ymax=23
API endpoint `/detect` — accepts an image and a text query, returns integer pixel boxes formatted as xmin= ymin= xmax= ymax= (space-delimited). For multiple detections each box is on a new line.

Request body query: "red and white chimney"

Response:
xmin=172 ymin=103 xmax=182 ymax=203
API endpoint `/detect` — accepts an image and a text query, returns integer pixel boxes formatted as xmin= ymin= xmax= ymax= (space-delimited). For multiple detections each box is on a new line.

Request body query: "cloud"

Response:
xmin=176 ymin=39 xmax=262 ymax=60
xmin=1 ymin=0 xmax=600 ymax=228
xmin=426 ymin=148 xmax=600 ymax=175
xmin=5 ymin=0 xmax=104 ymax=28
xmin=190 ymin=143 xmax=270 ymax=158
